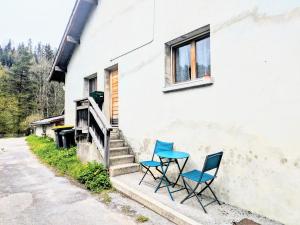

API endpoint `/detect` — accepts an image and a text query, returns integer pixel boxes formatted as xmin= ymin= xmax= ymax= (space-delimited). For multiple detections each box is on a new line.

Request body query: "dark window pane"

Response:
xmin=175 ymin=44 xmax=191 ymax=82
xmin=89 ymin=77 xmax=97 ymax=93
xmin=196 ymin=37 xmax=210 ymax=78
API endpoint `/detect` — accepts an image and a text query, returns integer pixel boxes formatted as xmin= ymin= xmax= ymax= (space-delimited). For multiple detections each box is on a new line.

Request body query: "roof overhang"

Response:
xmin=31 ymin=115 xmax=65 ymax=126
xmin=48 ymin=0 xmax=98 ymax=82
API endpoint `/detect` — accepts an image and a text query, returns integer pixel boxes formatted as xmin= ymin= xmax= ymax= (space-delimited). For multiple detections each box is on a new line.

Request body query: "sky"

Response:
xmin=0 ymin=0 xmax=75 ymax=48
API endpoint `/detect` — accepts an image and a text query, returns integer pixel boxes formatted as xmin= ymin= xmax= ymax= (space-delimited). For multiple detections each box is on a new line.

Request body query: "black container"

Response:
xmin=90 ymin=91 xmax=104 ymax=110
xmin=54 ymin=130 xmax=63 ymax=148
xmin=52 ymin=126 xmax=73 ymax=148
xmin=60 ymin=129 xmax=75 ymax=149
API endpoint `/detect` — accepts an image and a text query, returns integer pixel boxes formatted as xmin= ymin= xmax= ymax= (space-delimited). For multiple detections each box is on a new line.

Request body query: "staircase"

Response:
xmin=75 ymin=97 xmax=139 ymax=177
xmin=109 ymin=128 xmax=139 ymax=176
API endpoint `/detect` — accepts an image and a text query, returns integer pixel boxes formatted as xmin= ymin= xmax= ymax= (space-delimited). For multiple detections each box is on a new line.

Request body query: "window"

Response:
xmin=89 ymin=77 xmax=97 ymax=93
xmin=84 ymin=73 xmax=97 ymax=97
xmin=173 ymin=34 xmax=211 ymax=83
xmin=164 ymin=25 xmax=213 ymax=92
xmin=175 ymin=44 xmax=191 ymax=82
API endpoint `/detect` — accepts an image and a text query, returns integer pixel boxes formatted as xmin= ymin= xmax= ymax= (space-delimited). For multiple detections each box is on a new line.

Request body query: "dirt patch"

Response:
xmin=233 ymin=218 xmax=260 ymax=225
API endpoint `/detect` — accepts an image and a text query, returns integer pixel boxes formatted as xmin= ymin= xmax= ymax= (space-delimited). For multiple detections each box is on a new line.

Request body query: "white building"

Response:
xmin=48 ymin=1 xmax=300 ymax=224
xmin=31 ymin=115 xmax=64 ymax=139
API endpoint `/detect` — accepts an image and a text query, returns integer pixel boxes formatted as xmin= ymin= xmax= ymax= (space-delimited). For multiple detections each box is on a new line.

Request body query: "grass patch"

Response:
xmin=121 ymin=205 xmax=136 ymax=216
xmin=136 ymin=215 xmax=149 ymax=223
xmin=26 ymin=135 xmax=111 ymax=193
xmin=100 ymin=190 xmax=112 ymax=205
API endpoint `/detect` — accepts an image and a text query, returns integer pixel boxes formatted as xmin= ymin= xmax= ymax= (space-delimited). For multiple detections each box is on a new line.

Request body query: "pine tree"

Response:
xmin=7 ymin=44 xmax=34 ymax=133
xmin=0 ymin=40 xmax=64 ymax=135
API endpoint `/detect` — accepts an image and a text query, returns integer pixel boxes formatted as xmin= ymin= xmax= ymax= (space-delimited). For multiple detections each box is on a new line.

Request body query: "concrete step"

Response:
xmin=110 ymin=154 xmax=134 ymax=166
xmin=110 ymin=139 xmax=124 ymax=148
xmin=111 ymin=127 xmax=119 ymax=133
xmin=110 ymin=146 xmax=129 ymax=157
xmin=109 ymin=163 xmax=140 ymax=177
xmin=111 ymin=174 xmax=200 ymax=225
xmin=110 ymin=134 xmax=120 ymax=140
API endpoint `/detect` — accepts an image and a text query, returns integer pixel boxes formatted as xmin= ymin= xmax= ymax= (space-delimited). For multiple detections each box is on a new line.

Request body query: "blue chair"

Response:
xmin=180 ymin=151 xmax=223 ymax=213
xmin=139 ymin=140 xmax=173 ymax=185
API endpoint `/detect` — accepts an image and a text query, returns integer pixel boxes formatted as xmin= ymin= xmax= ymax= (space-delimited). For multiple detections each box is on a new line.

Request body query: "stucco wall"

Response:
xmin=34 ymin=126 xmax=44 ymax=137
xmin=34 ymin=125 xmax=55 ymax=139
xmin=64 ymin=1 xmax=300 ymax=224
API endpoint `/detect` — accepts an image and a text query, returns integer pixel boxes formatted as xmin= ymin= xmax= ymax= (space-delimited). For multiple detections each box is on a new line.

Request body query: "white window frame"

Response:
xmin=163 ymin=25 xmax=213 ymax=93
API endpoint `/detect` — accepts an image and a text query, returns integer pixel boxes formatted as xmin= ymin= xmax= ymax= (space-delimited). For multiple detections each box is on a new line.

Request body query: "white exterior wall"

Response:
xmin=64 ymin=1 xmax=300 ymax=224
xmin=34 ymin=125 xmax=55 ymax=139
xmin=46 ymin=127 xmax=55 ymax=139
xmin=34 ymin=126 xmax=44 ymax=137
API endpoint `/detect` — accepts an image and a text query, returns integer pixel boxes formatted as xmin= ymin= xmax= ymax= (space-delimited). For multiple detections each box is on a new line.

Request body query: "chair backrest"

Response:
xmin=152 ymin=140 xmax=173 ymax=159
xmin=202 ymin=151 xmax=223 ymax=175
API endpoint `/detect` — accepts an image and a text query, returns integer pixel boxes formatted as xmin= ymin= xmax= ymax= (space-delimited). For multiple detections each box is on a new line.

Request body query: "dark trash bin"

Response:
xmin=54 ymin=130 xmax=63 ymax=148
xmin=90 ymin=91 xmax=104 ymax=110
xmin=52 ymin=125 xmax=73 ymax=148
xmin=60 ymin=129 xmax=75 ymax=149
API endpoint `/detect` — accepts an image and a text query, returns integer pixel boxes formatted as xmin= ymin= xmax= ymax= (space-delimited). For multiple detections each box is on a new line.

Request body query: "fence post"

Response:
xmin=104 ymin=129 xmax=110 ymax=168
xmin=87 ymin=101 xmax=90 ymax=141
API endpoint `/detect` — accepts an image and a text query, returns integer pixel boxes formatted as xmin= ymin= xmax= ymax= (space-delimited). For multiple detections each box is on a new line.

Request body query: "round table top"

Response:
xmin=156 ymin=150 xmax=189 ymax=159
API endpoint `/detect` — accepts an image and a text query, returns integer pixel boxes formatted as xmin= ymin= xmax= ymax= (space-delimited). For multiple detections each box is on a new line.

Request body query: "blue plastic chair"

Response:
xmin=180 ymin=151 xmax=223 ymax=213
xmin=139 ymin=140 xmax=173 ymax=185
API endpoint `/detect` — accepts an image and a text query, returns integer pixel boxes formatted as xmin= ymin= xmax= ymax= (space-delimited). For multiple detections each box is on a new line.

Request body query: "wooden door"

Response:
xmin=110 ymin=70 xmax=119 ymax=126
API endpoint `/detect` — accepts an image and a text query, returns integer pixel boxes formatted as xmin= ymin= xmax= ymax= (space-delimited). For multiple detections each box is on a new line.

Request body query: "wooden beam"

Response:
xmin=88 ymin=97 xmax=112 ymax=130
xmin=89 ymin=106 xmax=105 ymax=132
xmin=66 ymin=35 xmax=80 ymax=45
xmin=55 ymin=66 xmax=66 ymax=73
xmin=190 ymin=41 xmax=197 ymax=80
xmin=88 ymin=127 xmax=105 ymax=157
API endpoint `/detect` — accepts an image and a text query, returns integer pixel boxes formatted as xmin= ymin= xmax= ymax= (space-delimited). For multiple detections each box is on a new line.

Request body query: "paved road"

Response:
xmin=0 ymin=138 xmax=135 ymax=225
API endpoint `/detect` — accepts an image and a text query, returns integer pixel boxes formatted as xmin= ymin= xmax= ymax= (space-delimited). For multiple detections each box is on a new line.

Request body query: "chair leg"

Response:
xmin=205 ymin=182 xmax=221 ymax=205
xmin=181 ymin=177 xmax=190 ymax=195
xmin=155 ymin=158 xmax=173 ymax=201
xmin=180 ymin=189 xmax=194 ymax=204
xmin=147 ymin=167 xmax=158 ymax=180
xmin=194 ymin=191 xmax=208 ymax=213
xmin=139 ymin=166 xmax=150 ymax=185
xmin=180 ymin=182 xmax=199 ymax=204
xmin=156 ymin=167 xmax=172 ymax=184
xmin=180 ymin=182 xmax=208 ymax=213
xmin=173 ymin=157 xmax=189 ymax=187
xmin=197 ymin=179 xmax=213 ymax=196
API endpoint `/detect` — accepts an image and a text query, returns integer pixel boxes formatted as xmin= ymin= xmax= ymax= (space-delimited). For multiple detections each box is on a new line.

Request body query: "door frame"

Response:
xmin=104 ymin=64 xmax=119 ymax=126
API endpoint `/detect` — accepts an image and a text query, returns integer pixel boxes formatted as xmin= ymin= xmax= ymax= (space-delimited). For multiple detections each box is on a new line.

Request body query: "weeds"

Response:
xmin=121 ymin=205 xmax=136 ymax=216
xmin=136 ymin=215 xmax=149 ymax=223
xmin=100 ymin=191 xmax=112 ymax=204
xmin=26 ymin=135 xmax=111 ymax=192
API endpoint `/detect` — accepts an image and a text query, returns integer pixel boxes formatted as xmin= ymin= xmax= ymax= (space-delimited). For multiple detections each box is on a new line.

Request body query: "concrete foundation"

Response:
xmin=77 ymin=140 xmax=103 ymax=163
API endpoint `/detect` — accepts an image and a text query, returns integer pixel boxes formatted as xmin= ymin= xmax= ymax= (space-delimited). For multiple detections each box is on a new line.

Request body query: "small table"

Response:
xmin=155 ymin=151 xmax=189 ymax=200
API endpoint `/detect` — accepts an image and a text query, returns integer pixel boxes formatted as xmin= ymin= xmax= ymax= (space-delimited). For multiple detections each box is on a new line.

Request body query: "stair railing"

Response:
xmin=75 ymin=97 xmax=113 ymax=168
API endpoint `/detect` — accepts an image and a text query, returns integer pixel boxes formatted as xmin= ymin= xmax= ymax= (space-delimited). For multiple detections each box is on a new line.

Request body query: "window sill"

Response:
xmin=162 ymin=77 xmax=214 ymax=93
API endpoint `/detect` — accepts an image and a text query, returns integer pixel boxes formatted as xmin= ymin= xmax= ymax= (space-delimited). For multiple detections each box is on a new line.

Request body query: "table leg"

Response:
xmin=173 ymin=157 xmax=189 ymax=187
xmin=154 ymin=157 xmax=174 ymax=201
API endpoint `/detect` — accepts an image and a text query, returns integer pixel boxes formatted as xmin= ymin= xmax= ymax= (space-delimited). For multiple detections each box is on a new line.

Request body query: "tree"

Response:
xmin=0 ymin=40 xmax=64 ymax=135
xmin=7 ymin=44 xmax=34 ymax=133
xmin=31 ymin=44 xmax=64 ymax=118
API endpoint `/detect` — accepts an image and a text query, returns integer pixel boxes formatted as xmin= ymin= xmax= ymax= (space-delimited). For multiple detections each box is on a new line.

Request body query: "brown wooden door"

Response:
xmin=110 ymin=70 xmax=119 ymax=126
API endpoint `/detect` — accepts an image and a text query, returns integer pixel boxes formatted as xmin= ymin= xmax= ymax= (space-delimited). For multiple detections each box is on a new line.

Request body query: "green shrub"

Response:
xmin=77 ymin=162 xmax=111 ymax=192
xmin=26 ymin=135 xmax=111 ymax=192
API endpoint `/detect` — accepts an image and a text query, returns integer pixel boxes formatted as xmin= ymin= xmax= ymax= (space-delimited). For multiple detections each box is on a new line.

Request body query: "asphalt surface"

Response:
xmin=0 ymin=137 xmax=136 ymax=225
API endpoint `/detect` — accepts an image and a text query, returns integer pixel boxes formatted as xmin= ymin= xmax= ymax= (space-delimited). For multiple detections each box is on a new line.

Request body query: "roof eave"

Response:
xmin=48 ymin=0 xmax=98 ymax=82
